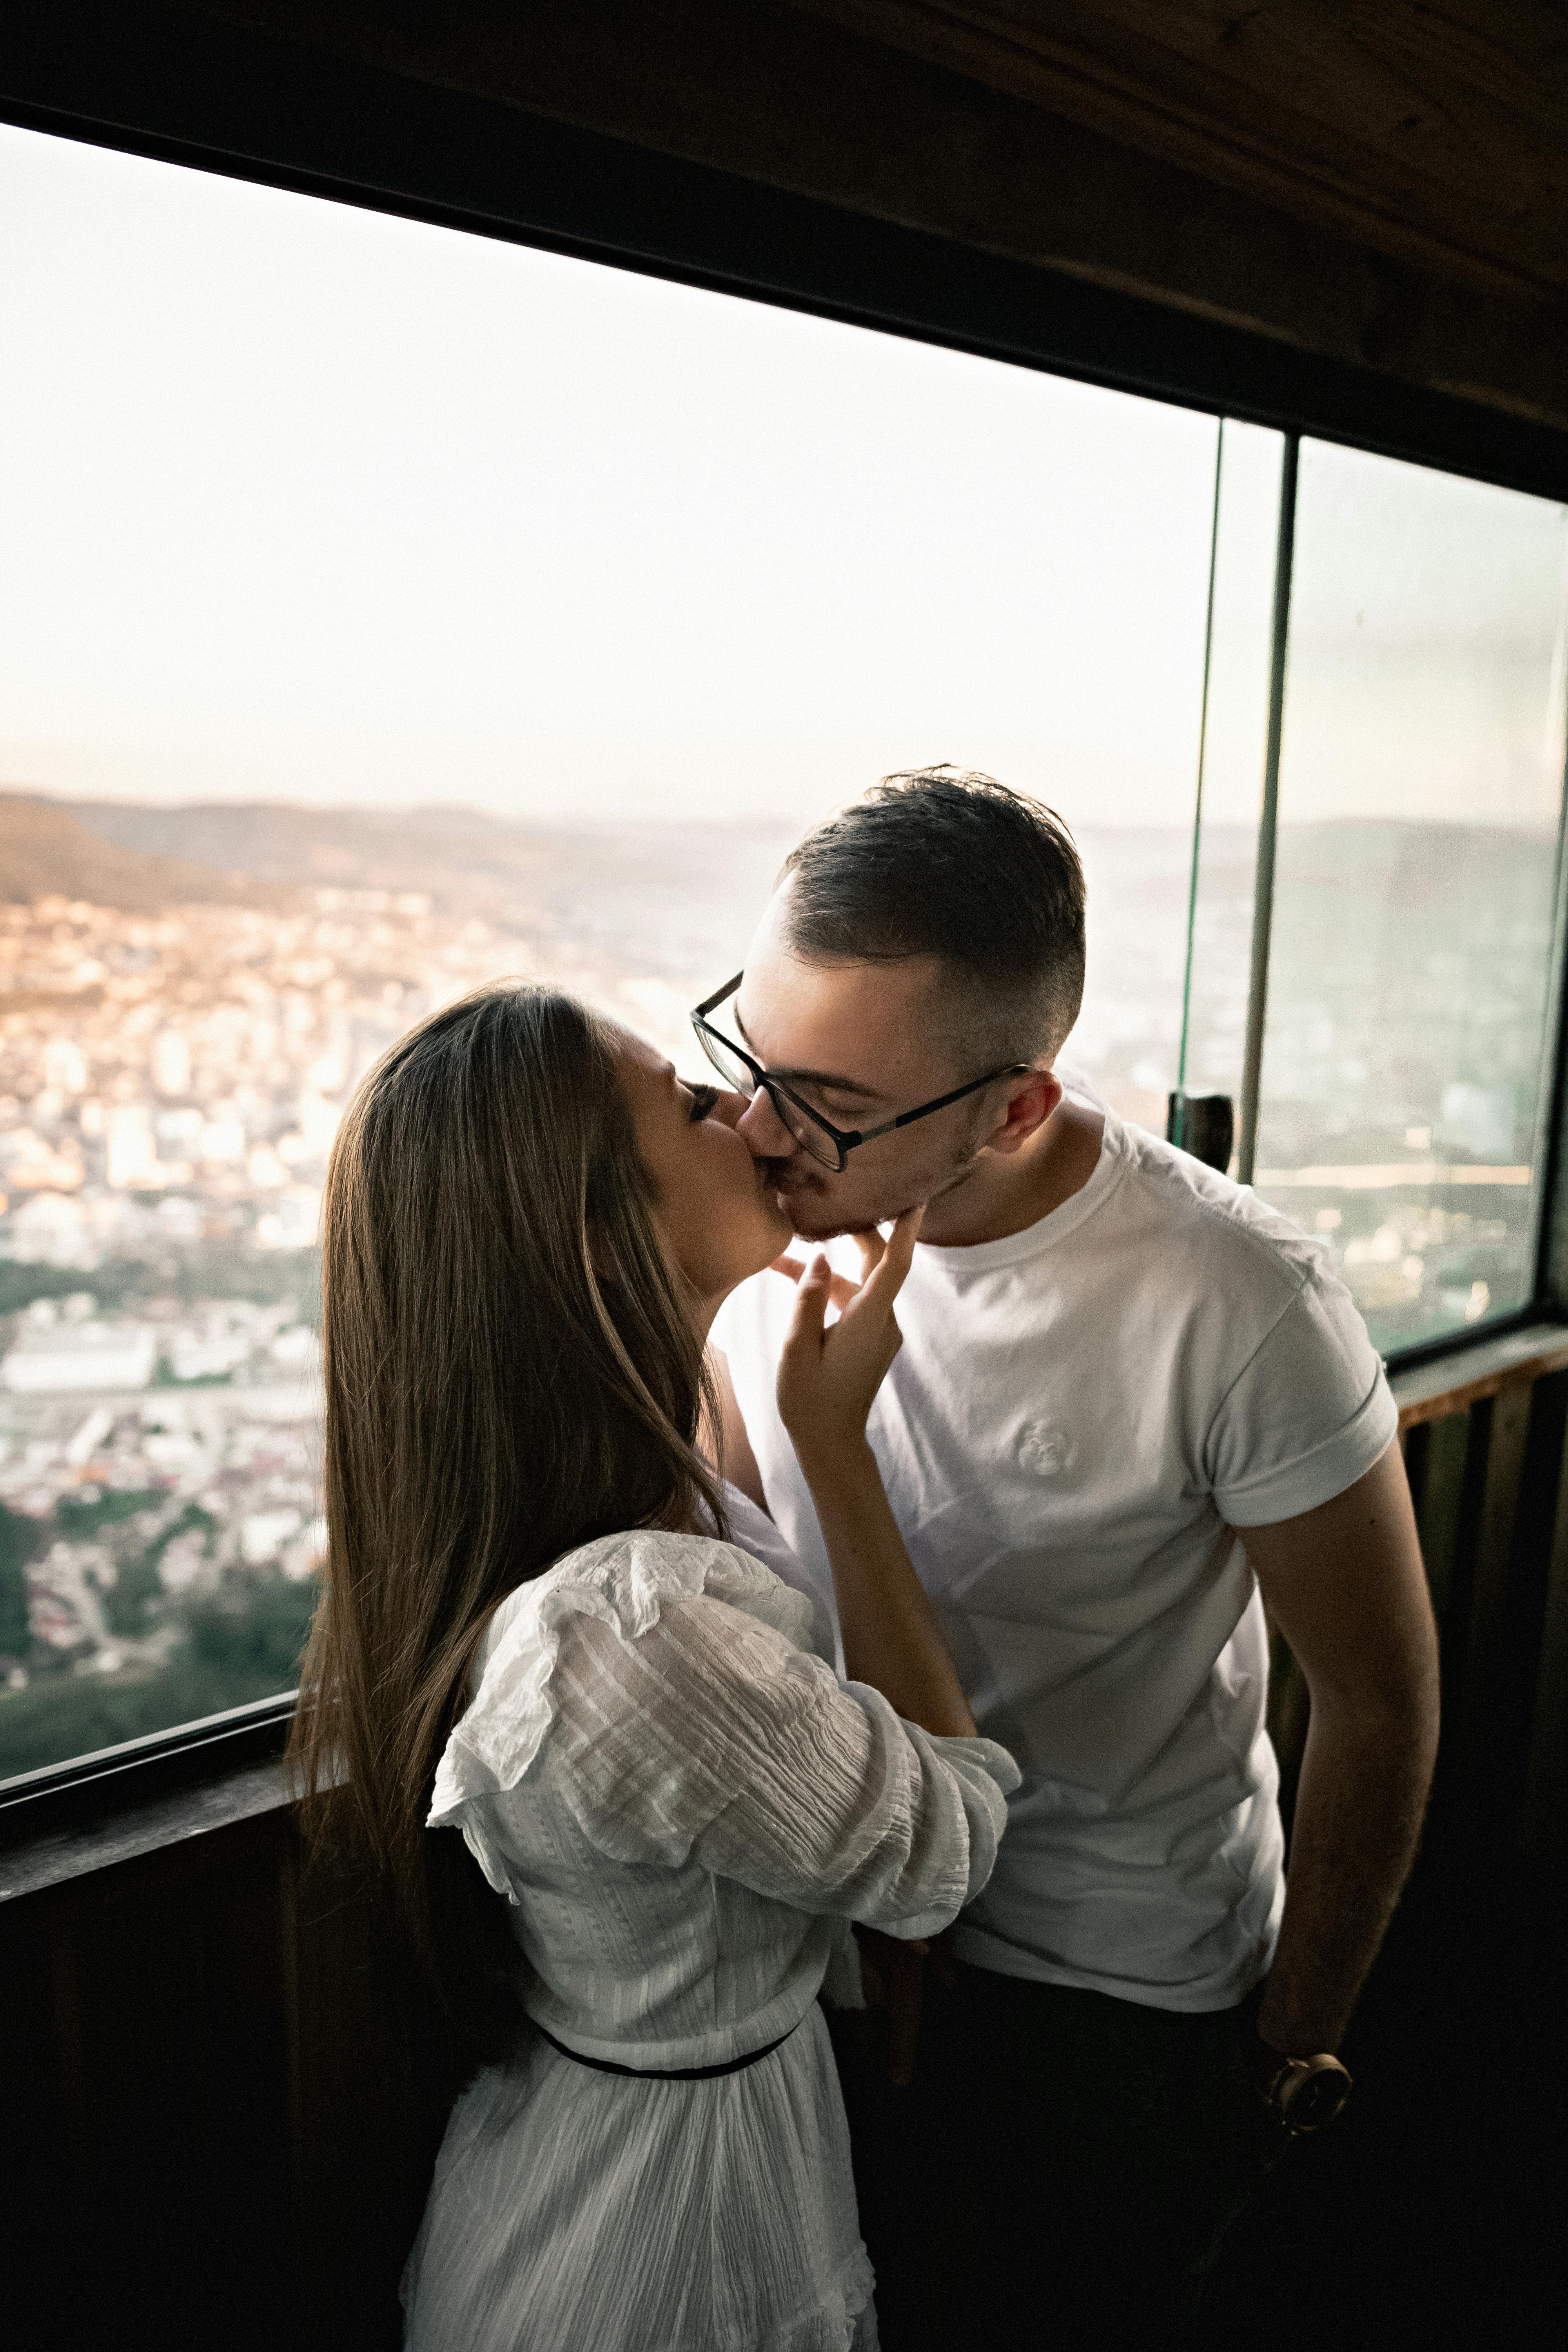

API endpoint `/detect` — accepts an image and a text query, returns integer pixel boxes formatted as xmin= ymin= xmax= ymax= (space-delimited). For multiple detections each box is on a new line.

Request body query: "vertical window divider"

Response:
xmin=1237 ymin=432 xmax=1300 ymax=1187
xmin=1172 ymin=417 xmax=1225 ymax=1155
xmin=1530 ymin=529 xmax=1568 ymax=1314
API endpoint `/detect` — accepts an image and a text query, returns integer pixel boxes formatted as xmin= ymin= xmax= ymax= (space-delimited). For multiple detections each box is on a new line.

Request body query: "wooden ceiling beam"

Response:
xmin=788 ymin=3 xmax=1568 ymax=299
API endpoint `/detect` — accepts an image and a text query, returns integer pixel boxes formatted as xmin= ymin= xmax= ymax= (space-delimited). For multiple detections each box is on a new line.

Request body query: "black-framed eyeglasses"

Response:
xmin=691 ymin=972 xmax=1029 ymax=1174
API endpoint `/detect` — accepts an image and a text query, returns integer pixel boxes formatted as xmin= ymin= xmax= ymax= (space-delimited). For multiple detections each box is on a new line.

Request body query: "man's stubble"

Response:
xmin=765 ymin=1108 xmax=988 ymax=1243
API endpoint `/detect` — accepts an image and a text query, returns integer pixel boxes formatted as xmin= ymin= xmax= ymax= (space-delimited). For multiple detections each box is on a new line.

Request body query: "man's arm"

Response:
xmin=711 ymin=1345 xmax=769 ymax=1511
xmin=1237 ymin=1441 xmax=1439 ymax=2057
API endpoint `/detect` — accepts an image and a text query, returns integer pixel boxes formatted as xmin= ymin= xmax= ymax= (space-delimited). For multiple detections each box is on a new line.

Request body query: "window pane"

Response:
xmin=1256 ymin=441 xmax=1568 ymax=1352
xmin=0 ymin=124 xmax=1226 ymax=1777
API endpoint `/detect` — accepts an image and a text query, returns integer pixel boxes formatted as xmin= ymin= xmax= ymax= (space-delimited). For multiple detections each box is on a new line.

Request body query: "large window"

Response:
xmin=1178 ymin=430 xmax=1568 ymax=1349
xmin=1252 ymin=445 xmax=1568 ymax=1350
xmin=1 ymin=125 xmax=1565 ymax=1782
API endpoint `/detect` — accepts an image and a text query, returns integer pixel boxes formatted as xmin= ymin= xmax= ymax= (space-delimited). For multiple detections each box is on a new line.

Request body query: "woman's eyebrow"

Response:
xmin=733 ymin=1008 xmax=883 ymax=1100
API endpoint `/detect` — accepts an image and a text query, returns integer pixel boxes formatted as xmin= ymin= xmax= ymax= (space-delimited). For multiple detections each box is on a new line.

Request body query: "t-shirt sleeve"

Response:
xmin=1204 ymin=1263 xmax=1398 ymax=1527
xmin=541 ymin=1592 xmax=1020 ymax=1942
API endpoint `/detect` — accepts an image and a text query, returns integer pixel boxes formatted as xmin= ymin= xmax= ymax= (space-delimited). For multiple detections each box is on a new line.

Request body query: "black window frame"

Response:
xmin=3 ymin=0 xmax=1567 ymax=1840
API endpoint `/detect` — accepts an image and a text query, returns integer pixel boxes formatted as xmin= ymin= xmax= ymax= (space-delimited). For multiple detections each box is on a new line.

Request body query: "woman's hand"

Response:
xmin=774 ymin=1208 xmax=924 ymax=1472
xmin=772 ymin=1206 xmax=973 ymax=1738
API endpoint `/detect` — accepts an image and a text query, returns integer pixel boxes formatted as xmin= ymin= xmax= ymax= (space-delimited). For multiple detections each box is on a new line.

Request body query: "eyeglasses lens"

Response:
xmin=695 ymin=1018 xmax=840 ymax=1170
xmin=777 ymin=1097 xmax=839 ymax=1169
xmin=695 ymin=1024 xmax=755 ymax=1097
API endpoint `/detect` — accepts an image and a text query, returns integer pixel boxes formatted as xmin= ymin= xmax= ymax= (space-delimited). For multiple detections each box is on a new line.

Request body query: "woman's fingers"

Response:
xmin=846 ymin=1205 xmax=926 ymax=1320
xmin=780 ymin=1252 xmax=831 ymax=1354
xmin=770 ymin=1255 xmax=859 ymax=1310
xmin=884 ymin=1203 xmax=926 ymax=1278
xmin=777 ymin=1217 xmax=926 ymax=1449
xmin=779 ymin=1209 xmax=927 ymax=1343
xmin=852 ymin=1227 xmax=887 ymax=1282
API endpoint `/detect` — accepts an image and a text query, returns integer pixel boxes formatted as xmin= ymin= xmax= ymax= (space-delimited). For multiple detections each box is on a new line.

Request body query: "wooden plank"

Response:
xmin=1453 ymin=1383 xmax=1534 ymax=1778
xmin=0 ymin=1930 xmax=92 ymax=2338
xmin=1425 ymin=1394 xmax=1493 ymax=1789
xmin=3 ymin=1815 xmax=302 ymax=2347
xmin=1392 ymin=1325 xmax=1568 ymax=1430
xmin=1521 ymin=1401 xmax=1568 ymax=1858
xmin=789 ymin=1 xmax=1568 ymax=296
xmin=1457 ymin=1369 xmax=1568 ymax=1846
xmin=1411 ymin=1410 xmax=1473 ymax=1632
xmin=0 ymin=1759 xmax=291 ymax=1903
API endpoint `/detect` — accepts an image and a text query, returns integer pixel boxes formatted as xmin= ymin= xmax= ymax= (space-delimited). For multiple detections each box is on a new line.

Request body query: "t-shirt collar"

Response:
xmin=911 ymin=1095 xmax=1127 ymax=1277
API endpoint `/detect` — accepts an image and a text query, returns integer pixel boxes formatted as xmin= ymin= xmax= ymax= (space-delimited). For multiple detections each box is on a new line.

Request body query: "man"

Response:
xmin=701 ymin=769 xmax=1439 ymax=2343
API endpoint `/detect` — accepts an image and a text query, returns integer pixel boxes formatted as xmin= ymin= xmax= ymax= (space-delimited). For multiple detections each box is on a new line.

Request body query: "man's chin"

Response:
xmin=771 ymin=1179 xmax=919 ymax=1244
xmin=781 ymin=1207 xmax=857 ymax=1243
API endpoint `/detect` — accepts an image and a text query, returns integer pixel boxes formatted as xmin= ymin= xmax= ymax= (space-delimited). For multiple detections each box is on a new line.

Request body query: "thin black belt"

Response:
xmin=536 ymin=2015 xmax=801 ymax=2081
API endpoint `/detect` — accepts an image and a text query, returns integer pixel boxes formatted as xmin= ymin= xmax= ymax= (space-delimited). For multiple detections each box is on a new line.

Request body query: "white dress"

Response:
xmin=402 ymin=1521 xmax=1020 ymax=2352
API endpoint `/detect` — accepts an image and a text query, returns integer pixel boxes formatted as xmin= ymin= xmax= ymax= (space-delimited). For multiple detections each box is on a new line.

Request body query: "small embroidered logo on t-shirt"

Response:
xmin=1018 ymin=1422 xmax=1067 ymax=1477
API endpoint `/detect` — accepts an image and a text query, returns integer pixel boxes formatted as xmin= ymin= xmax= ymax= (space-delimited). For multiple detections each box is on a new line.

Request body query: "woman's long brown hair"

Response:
xmin=288 ymin=984 xmax=725 ymax=2053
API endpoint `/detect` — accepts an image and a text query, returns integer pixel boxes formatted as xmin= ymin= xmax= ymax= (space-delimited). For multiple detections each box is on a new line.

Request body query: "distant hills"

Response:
xmin=49 ymin=795 xmax=556 ymax=903
xmin=0 ymin=790 xmax=800 ymax=932
xmin=0 ymin=796 xmax=298 ymax=916
xmin=0 ymin=790 xmax=541 ymax=913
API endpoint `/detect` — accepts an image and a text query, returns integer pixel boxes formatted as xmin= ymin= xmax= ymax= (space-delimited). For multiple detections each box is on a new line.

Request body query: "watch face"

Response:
xmin=1285 ymin=2063 xmax=1351 ymax=2133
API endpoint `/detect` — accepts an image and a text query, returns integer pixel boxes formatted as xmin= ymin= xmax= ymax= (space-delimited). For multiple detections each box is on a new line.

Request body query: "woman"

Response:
xmin=290 ymin=983 xmax=1018 ymax=2352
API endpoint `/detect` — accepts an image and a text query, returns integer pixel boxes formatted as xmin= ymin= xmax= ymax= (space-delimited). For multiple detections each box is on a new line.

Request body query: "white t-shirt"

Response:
xmin=713 ymin=1103 xmax=1398 ymax=2014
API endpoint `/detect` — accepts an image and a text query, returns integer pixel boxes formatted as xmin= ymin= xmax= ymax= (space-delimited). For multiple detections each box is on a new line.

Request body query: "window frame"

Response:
xmin=0 ymin=1691 xmax=295 ymax=1846
xmin=2 ymin=7 xmax=1567 ymax=1837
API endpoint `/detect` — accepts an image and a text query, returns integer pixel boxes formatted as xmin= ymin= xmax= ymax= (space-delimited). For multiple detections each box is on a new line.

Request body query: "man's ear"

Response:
xmin=980 ymin=1070 xmax=1062 ymax=1157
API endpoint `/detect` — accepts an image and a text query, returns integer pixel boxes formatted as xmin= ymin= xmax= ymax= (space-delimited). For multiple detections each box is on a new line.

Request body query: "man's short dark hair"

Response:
xmin=779 ymin=768 xmax=1087 ymax=1067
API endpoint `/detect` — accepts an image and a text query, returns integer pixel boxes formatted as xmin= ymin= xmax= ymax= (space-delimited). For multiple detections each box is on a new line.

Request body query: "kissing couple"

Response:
xmin=293 ymin=768 xmax=1433 ymax=2348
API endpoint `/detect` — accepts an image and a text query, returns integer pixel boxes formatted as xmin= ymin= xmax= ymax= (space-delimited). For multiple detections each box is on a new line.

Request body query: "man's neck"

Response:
xmin=918 ymin=1096 xmax=1107 ymax=1249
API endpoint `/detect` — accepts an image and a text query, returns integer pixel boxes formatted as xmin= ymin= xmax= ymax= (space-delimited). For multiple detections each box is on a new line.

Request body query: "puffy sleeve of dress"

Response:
xmin=431 ymin=1528 xmax=1020 ymax=1945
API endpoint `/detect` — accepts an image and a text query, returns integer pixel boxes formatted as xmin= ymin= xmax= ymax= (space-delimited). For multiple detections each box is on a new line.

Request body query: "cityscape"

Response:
xmin=0 ymin=793 xmax=804 ymax=1778
xmin=0 ymin=790 xmax=1557 ymax=1777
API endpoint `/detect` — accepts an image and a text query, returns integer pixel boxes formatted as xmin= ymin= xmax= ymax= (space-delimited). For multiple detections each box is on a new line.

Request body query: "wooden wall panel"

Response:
xmin=1523 ymin=1440 xmax=1568 ymax=1855
xmin=1273 ymin=1356 xmax=1568 ymax=1862
xmin=1472 ymin=1368 xmax=1568 ymax=1847
xmin=1406 ymin=1408 xmax=1471 ymax=1624
xmin=1454 ymin=1384 xmax=1533 ymax=1766
xmin=0 ymin=1815 xmax=301 ymax=2349
xmin=0 ymin=1812 xmax=462 ymax=2352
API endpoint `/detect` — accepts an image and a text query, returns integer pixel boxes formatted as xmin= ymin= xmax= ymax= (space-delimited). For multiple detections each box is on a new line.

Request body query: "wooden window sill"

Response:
xmin=0 ymin=1756 xmax=293 ymax=1905
xmin=1392 ymin=1321 xmax=1568 ymax=1430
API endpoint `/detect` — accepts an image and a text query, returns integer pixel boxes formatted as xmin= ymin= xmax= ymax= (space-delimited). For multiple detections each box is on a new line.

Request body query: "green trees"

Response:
xmin=0 ymin=1570 xmax=316 ymax=1780
xmin=0 ymin=1504 xmax=39 ymax=1659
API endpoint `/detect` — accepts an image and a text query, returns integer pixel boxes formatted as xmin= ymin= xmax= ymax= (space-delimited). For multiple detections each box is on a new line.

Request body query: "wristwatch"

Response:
xmin=1256 ymin=2045 xmax=1354 ymax=2136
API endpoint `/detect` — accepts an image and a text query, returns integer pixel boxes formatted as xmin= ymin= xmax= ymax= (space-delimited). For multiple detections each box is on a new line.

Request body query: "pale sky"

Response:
xmin=1 ymin=122 xmax=1225 ymax=831
xmin=2 ymin=122 xmax=1563 ymax=835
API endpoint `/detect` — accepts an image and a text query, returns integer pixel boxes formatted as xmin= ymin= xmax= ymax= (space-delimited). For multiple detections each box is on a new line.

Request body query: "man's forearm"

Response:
xmin=1257 ymin=1692 xmax=1437 ymax=2054
xmin=1243 ymin=1445 xmax=1441 ymax=2056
